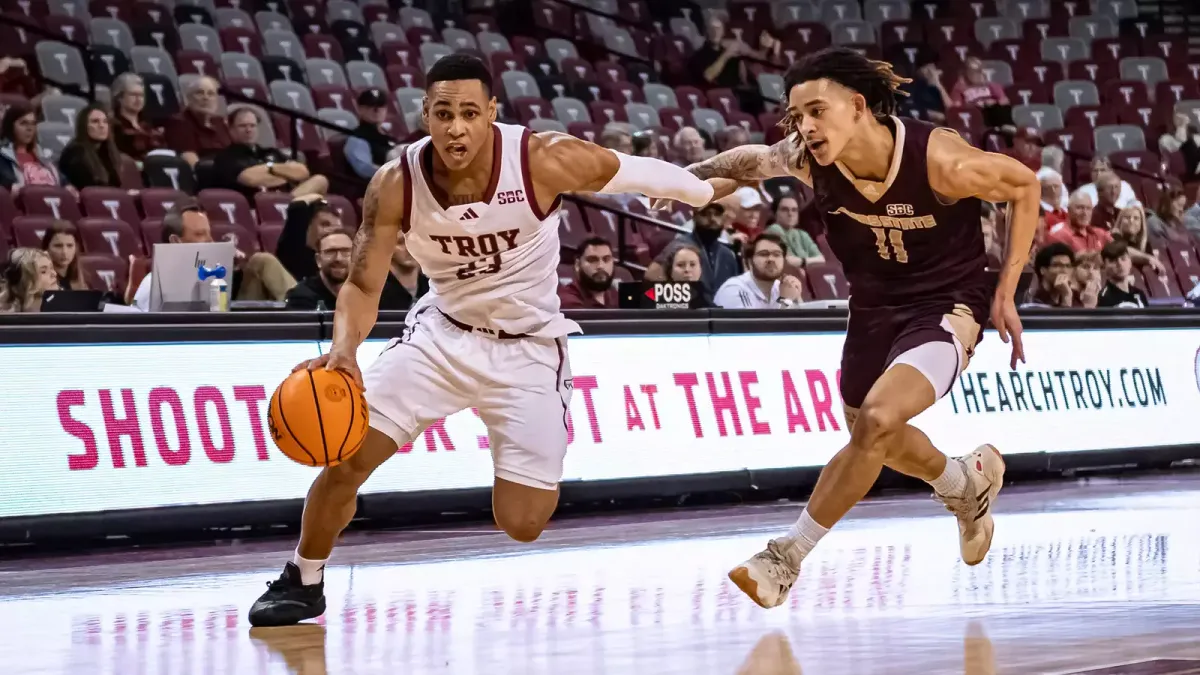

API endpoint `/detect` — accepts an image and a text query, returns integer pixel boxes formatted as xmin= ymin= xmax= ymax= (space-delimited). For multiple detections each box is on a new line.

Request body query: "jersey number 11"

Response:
xmin=871 ymin=227 xmax=909 ymax=263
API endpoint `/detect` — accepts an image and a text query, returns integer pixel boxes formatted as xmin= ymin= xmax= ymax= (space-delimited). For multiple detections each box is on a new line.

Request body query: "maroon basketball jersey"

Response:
xmin=809 ymin=117 xmax=988 ymax=306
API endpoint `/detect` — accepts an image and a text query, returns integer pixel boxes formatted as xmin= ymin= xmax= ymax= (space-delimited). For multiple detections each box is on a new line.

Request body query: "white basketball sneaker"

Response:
xmin=727 ymin=539 xmax=801 ymax=609
xmin=937 ymin=444 xmax=1005 ymax=565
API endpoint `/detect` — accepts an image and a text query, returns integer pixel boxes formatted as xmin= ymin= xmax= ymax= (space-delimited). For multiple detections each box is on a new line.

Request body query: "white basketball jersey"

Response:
xmin=400 ymin=122 xmax=580 ymax=338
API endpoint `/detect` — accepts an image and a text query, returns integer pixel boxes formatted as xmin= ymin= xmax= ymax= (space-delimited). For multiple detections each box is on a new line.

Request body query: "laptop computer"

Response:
xmin=41 ymin=289 xmax=104 ymax=313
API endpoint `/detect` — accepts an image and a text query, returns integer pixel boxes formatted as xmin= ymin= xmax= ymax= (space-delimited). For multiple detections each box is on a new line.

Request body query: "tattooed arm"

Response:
xmin=686 ymin=133 xmax=811 ymax=184
xmin=326 ymin=163 xmax=405 ymax=381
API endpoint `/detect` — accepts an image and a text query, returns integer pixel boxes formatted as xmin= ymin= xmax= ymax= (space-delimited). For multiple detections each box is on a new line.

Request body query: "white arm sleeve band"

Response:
xmin=598 ymin=150 xmax=715 ymax=207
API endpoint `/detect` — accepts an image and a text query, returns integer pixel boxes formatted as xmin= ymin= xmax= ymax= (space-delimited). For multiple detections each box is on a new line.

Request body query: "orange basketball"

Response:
xmin=268 ymin=368 xmax=369 ymax=467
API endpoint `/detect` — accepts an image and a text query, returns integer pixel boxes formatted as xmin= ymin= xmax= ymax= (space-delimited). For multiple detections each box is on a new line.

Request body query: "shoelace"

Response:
xmin=934 ymin=490 xmax=979 ymax=538
xmin=753 ymin=541 xmax=799 ymax=587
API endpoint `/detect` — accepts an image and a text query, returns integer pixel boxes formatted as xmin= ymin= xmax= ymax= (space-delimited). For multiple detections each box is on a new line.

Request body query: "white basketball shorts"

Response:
xmin=362 ymin=308 xmax=573 ymax=490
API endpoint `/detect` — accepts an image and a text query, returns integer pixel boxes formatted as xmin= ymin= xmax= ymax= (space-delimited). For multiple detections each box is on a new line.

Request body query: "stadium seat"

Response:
xmin=80 ymin=186 xmax=139 ymax=224
xmin=210 ymin=222 xmax=260 ymax=253
xmin=20 ymin=185 xmax=81 ymax=222
xmin=1140 ymin=266 xmax=1182 ymax=299
xmin=805 ymin=262 xmax=850 ymax=300
xmin=77 ymin=217 xmax=144 ymax=257
xmin=258 ymin=223 xmax=283 ymax=255
xmin=198 ymin=189 xmax=256 ymax=228
xmin=80 ymin=253 xmax=127 ymax=295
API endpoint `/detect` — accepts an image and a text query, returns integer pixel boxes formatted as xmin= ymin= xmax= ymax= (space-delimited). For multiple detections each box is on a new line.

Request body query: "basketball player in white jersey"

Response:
xmin=248 ymin=54 xmax=716 ymax=626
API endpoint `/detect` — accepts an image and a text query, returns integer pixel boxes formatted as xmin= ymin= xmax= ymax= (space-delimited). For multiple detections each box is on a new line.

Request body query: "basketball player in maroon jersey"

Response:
xmin=679 ymin=48 xmax=1039 ymax=608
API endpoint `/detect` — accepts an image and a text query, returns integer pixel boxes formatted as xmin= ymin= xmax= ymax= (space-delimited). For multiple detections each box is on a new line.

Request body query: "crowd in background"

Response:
xmin=3 ymin=8 xmax=1200 ymax=313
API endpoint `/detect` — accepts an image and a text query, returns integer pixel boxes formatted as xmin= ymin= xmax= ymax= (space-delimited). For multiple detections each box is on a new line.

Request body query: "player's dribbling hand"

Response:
xmin=294 ymin=350 xmax=364 ymax=390
xmin=990 ymin=296 xmax=1025 ymax=371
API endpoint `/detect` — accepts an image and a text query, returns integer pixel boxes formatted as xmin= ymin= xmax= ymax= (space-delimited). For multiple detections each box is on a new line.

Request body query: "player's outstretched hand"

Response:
xmin=293 ymin=349 xmax=365 ymax=390
xmin=990 ymin=296 xmax=1025 ymax=371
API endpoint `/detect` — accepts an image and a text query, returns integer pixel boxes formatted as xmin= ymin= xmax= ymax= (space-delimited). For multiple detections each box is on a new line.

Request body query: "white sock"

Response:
xmin=779 ymin=509 xmax=829 ymax=565
xmin=928 ymin=457 xmax=968 ymax=497
xmin=293 ymin=551 xmax=328 ymax=586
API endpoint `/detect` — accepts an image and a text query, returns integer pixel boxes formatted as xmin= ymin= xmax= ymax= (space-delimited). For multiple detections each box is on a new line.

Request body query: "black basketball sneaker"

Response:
xmin=248 ymin=562 xmax=327 ymax=627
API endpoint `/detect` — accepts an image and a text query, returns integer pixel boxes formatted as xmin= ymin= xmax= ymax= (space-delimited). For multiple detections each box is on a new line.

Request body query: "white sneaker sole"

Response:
xmin=728 ymin=565 xmax=779 ymax=609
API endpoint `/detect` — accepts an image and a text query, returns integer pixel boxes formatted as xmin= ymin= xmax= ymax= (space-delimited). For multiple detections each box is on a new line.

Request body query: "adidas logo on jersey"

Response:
xmin=459 ymin=208 xmax=480 ymax=221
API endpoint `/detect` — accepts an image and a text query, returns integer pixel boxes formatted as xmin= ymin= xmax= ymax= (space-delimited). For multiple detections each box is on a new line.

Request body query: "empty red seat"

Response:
xmin=221 ymin=26 xmax=263 ymax=57
xmin=1144 ymin=36 xmax=1187 ymax=63
xmin=19 ymin=186 xmax=80 ymax=222
xmin=210 ymin=222 xmax=260 ymax=253
xmin=593 ymin=61 xmax=626 ymax=85
xmin=1067 ymin=60 xmax=1119 ymax=84
xmin=79 ymin=186 xmax=139 ymax=224
xmin=566 ymin=121 xmax=601 ymax=143
xmin=139 ymin=218 xmax=163 ymax=249
xmin=488 ymin=51 xmax=525 ymax=76
xmin=139 ymin=188 xmax=188 ymax=220
xmin=198 ymin=189 xmax=256 ymax=228
xmin=11 ymin=216 xmax=54 ymax=247
xmin=510 ymin=96 xmax=553 ymax=124
xmin=254 ymin=192 xmax=293 ymax=224
xmin=77 ymin=217 xmax=144 ymax=258
xmin=1165 ymin=241 xmax=1200 ymax=278
xmin=385 ymin=64 xmax=424 ymax=89
xmin=175 ymin=49 xmax=220 ymax=78
xmin=304 ymin=33 xmax=345 ymax=61
xmin=1140 ymin=266 xmax=1182 ymax=299
xmin=0 ymin=187 xmax=16 ymax=242
xmin=1156 ymin=80 xmax=1200 ymax=106
xmin=672 ymin=85 xmax=706 ymax=111
xmin=1006 ymin=81 xmax=1052 ymax=106
xmin=1045 ymin=127 xmax=1094 ymax=156
xmin=587 ymin=100 xmax=625 ymax=125
xmin=311 ymin=83 xmax=356 ymax=112
xmin=1064 ymin=105 xmax=1117 ymax=130
xmin=258 ymin=223 xmax=283 ymax=254
xmin=707 ymin=88 xmax=739 ymax=115
xmin=1102 ymin=79 xmax=1150 ymax=107
xmin=805 ymin=262 xmax=849 ymax=300
xmin=80 ymin=254 xmax=128 ymax=295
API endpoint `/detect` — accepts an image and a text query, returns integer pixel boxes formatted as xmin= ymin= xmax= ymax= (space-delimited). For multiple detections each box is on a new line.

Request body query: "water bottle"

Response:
xmin=199 ymin=265 xmax=229 ymax=312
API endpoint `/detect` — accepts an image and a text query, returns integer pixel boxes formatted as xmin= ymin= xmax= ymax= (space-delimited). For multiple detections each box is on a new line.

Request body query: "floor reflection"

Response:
xmin=3 ymin=477 xmax=1200 ymax=674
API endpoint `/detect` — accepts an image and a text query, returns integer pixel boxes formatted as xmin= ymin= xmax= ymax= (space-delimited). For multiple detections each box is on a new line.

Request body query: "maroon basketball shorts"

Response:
xmin=839 ymin=289 xmax=992 ymax=422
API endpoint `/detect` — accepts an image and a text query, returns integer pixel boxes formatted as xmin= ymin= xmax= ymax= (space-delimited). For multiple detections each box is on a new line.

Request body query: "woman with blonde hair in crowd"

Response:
xmin=40 ymin=220 xmax=88 ymax=290
xmin=0 ymin=248 xmax=59 ymax=312
xmin=1111 ymin=203 xmax=1166 ymax=273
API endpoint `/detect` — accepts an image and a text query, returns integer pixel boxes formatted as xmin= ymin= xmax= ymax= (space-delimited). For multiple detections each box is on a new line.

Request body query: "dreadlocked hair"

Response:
xmin=777 ymin=47 xmax=912 ymax=140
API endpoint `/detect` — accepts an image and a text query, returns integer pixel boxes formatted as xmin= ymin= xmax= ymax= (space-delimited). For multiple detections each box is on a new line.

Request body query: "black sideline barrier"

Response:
xmin=1 ymin=307 xmax=1198 ymax=546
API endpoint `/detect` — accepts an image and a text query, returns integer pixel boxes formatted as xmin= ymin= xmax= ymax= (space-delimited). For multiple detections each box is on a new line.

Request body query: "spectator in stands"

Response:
xmin=110 ymin=73 xmax=166 ymax=161
xmin=343 ymin=88 xmax=395 ymax=180
xmin=1097 ymin=240 xmax=1148 ymax=308
xmin=1038 ymin=168 xmax=1068 ymax=228
xmin=0 ymin=57 xmax=53 ymax=110
xmin=1072 ymin=250 xmax=1102 ymax=309
xmin=715 ymin=125 xmax=750 ymax=153
xmin=0 ymin=248 xmax=58 ymax=313
xmin=949 ymin=57 xmax=1008 ymax=109
xmin=899 ymin=63 xmax=950 ymax=125
xmin=275 ymin=195 xmax=345 ymax=280
xmin=40 ymin=220 xmax=87 ymax=291
xmin=1158 ymin=112 xmax=1200 ymax=176
xmin=213 ymin=108 xmax=328 ymax=201
xmin=663 ymin=243 xmax=704 ymax=284
xmin=1090 ymin=172 xmax=1122 ymax=231
xmin=1006 ymin=127 xmax=1042 ymax=172
xmin=58 ymin=103 xmax=127 ymax=190
xmin=646 ymin=202 xmax=739 ymax=303
xmin=1148 ymin=183 xmax=1200 ymax=244
xmin=284 ymin=229 xmax=353 ymax=310
xmin=631 ymin=130 xmax=659 ymax=159
xmin=1041 ymin=145 xmax=1065 ymax=178
xmin=132 ymin=200 xmax=296 ymax=310
xmin=1026 ymin=242 xmax=1076 ymax=308
xmin=164 ymin=76 xmax=231 ymax=167
xmin=727 ymin=186 xmax=765 ymax=241
xmin=0 ymin=102 xmax=62 ymax=193
xmin=672 ymin=127 xmax=708 ymax=166
xmin=689 ymin=17 xmax=750 ymax=95
xmin=714 ymin=232 xmax=805 ymax=309
xmin=1046 ymin=191 xmax=1112 ymax=253
xmin=1078 ymin=156 xmax=1137 ymax=209
xmin=558 ymin=237 xmax=619 ymax=309
xmin=764 ymin=195 xmax=823 ymax=268
xmin=380 ymin=230 xmax=428 ymax=310
xmin=600 ymin=128 xmax=633 ymax=155
xmin=1111 ymin=203 xmax=1165 ymax=273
